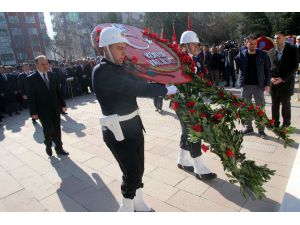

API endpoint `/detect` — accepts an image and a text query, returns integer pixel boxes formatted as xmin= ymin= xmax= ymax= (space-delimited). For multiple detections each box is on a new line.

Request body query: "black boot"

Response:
xmin=55 ymin=147 xmax=69 ymax=156
xmin=45 ymin=147 xmax=52 ymax=157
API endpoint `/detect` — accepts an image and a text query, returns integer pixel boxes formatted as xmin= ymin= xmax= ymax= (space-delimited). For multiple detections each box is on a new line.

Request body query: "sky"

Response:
xmin=44 ymin=12 xmax=54 ymax=39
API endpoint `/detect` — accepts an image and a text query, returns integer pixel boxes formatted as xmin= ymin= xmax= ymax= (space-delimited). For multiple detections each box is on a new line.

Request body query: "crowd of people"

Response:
xmin=0 ymin=57 xmax=98 ymax=126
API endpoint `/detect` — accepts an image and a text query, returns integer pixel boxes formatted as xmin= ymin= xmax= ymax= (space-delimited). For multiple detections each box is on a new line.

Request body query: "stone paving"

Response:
xmin=0 ymin=85 xmax=299 ymax=212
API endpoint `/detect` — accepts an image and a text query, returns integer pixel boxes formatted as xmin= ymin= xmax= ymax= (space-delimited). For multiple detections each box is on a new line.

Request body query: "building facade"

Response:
xmin=0 ymin=12 xmax=50 ymax=65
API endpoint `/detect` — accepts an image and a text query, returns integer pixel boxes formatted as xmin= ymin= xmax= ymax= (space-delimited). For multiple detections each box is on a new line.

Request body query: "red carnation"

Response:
xmin=219 ymin=91 xmax=225 ymax=98
xmin=199 ymin=73 xmax=205 ymax=78
xmin=207 ymin=80 xmax=213 ymax=86
xmin=258 ymin=110 xmax=264 ymax=117
xmin=248 ymin=105 xmax=254 ymax=111
xmin=95 ymin=28 xmax=101 ymax=34
xmin=226 ymin=149 xmax=235 ymax=158
xmin=256 ymin=105 xmax=260 ymax=110
xmin=199 ymin=113 xmax=207 ymax=118
xmin=186 ymin=101 xmax=196 ymax=108
xmin=142 ymin=28 xmax=150 ymax=35
xmin=201 ymin=144 xmax=209 ymax=153
xmin=189 ymin=109 xmax=196 ymax=114
xmin=213 ymin=113 xmax=224 ymax=120
xmin=269 ymin=119 xmax=275 ymax=126
xmin=192 ymin=125 xmax=202 ymax=132
xmin=232 ymin=102 xmax=240 ymax=107
xmin=232 ymin=95 xmax=238 ymax=100
xmin=204 ymin=67 xmax=208 ymax=74
xmin=189 ymin=64 xmax=195 ymax=73
xmin=241 ymin=102 xmax=246 ymax=108
xmin=184 ymin=55 xmax=192 ymax=64
xmin=131 ymin=56 xmax=138 ymax=64
xmin=171 ymin=101 xmax=180 ymax=110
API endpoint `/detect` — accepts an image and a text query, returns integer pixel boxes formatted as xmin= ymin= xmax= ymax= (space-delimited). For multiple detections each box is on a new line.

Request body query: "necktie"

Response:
xmin=42 ymin=73 xmax=49 ymax=89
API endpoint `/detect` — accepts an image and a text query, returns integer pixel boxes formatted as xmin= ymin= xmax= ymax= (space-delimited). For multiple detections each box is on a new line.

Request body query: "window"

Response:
xmin=28 ymin=27 xmax=38 ymax=35
xmin=0 ymin=14 xmax=6 ymax=27
xmin=25 ymin=15 xmax=35 ymax=24
xmin=17 ymin=52 xmax=28 ymax=61
xmin=14 ymin=39 xmax=25 ymax=49
xmin=1 ymin=53 xmax=15 ymax=62
xmin=0 ymin=29 xmax=8 ymax=37
xmin=8 ymin=15 xmax=19 ymax=24
xmin=31 ymin=39 xmax=40 ymax=48
xmin=11 ymin=28 xmax=22 ymax=36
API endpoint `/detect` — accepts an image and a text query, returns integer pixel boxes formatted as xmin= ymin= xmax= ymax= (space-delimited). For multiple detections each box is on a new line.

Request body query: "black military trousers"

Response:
xmin=103 ymin=129 xmax=144 ymax=199
xmin=40 ymin=111 xmax=62 ymax=149
xmin=153 ymin=96 xmax=163 ymax=110
xmin=271 ymin=94 xmax=292 ymax=127
xmin=177 ymin=112 xmax=202 ymax=158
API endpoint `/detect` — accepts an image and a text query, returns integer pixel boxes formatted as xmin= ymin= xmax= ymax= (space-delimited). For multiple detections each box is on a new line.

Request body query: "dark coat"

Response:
xmin=27 ymin=71 xmax=66 ymax=119
xmin=17 ymin=72 xmax=30 ymax=96
xmin=236 ymin=49 xmax=271 ymax=90
xmin=268 ymin=43 xmax=299 ymax=96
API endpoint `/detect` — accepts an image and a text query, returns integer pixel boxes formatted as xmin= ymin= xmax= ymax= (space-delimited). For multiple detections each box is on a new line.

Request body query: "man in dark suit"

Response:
xmin=27 ymin=55 xmax=69 ymax=157
xmin=268 ymin=32 xmax=299 ymax=127
xmin=17 ymin=63 xmax=31 ymax=109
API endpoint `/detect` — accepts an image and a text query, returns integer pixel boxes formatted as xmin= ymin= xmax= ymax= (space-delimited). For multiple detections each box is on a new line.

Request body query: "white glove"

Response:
xmin=166 ymin=85 xmax=178 ymax=95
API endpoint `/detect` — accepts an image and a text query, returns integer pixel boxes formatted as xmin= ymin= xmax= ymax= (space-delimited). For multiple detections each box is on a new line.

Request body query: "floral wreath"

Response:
xmin=138 ymin=29 xmax=295 ymax=199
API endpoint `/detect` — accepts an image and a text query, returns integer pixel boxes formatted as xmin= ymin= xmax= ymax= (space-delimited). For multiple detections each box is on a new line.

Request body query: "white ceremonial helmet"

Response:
xmin=99 ymin=27 xmax=128 ymax=47
xmin=180 ymin=31 xmax=200 ymax=44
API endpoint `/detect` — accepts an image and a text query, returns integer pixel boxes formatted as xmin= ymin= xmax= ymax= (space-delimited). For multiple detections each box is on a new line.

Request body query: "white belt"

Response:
xmin=118 ymin=109 xmax=139 ymax=122
xmin=100 ymin=109 xmax=139 ymax=141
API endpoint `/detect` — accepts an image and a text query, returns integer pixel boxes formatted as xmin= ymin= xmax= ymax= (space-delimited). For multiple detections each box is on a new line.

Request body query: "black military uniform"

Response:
xmin=93 ymin=58 xmax=167 ymax=199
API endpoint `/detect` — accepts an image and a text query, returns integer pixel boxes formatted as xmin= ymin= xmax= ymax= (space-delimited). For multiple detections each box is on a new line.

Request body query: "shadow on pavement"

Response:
xmin=203 ymin=177 xmax=280 ymax=212
xmin=33 ymin=122 xmax=44 ymax=144
xmin=280 ymin=192 xmax=300 ymax=211
xmin=0 ymin=126 xmax=4 ymax=141
xmin=50 ymin=156 xmax=119 ymax=212
xmin=61 ymin=115 xmax=86 ymax=137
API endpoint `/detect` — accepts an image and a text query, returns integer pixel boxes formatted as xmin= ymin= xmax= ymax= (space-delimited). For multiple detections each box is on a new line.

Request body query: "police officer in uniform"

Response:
xmin=92 ymin=27 xmax=177 ymax=212
xmin=177 ymin=31 xmax=217 ymax=180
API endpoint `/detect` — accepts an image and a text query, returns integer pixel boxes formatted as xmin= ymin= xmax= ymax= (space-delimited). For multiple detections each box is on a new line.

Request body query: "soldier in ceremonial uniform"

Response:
xmin=92 ymin=27 xmax=177 ymax=212
xmin=176 ymin=30 xmax=217 ymax=180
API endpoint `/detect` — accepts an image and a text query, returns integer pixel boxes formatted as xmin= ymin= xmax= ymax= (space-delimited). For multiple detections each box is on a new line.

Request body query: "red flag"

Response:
xmin=160 ymin=24 xmax=166 ymax=39
xmin=172 ymin=22 xmax=177 ymax=44
xmin=188 ymin=13 xmax=192 ymax=31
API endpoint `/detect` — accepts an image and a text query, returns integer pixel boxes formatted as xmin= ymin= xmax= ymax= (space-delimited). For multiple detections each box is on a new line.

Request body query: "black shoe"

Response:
xmin=178 ymin=163 xmax=194 ymax=173
xmin=195 ymin=172 xmax=217 ymax=180
xmin=134 ymin=208 xmax=155 ymax=212
xmin=55 ymin=148 xmax=69 ymax=156
xmin=46 ymin=147 xmax=52 ymax=157
xmin=61 ymin=112 xmax=68 ymax=115
xmin=258 ymin=131 xmax=268 ymax=139
xmin=242 ymin=128 xmax=254 ymax=135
